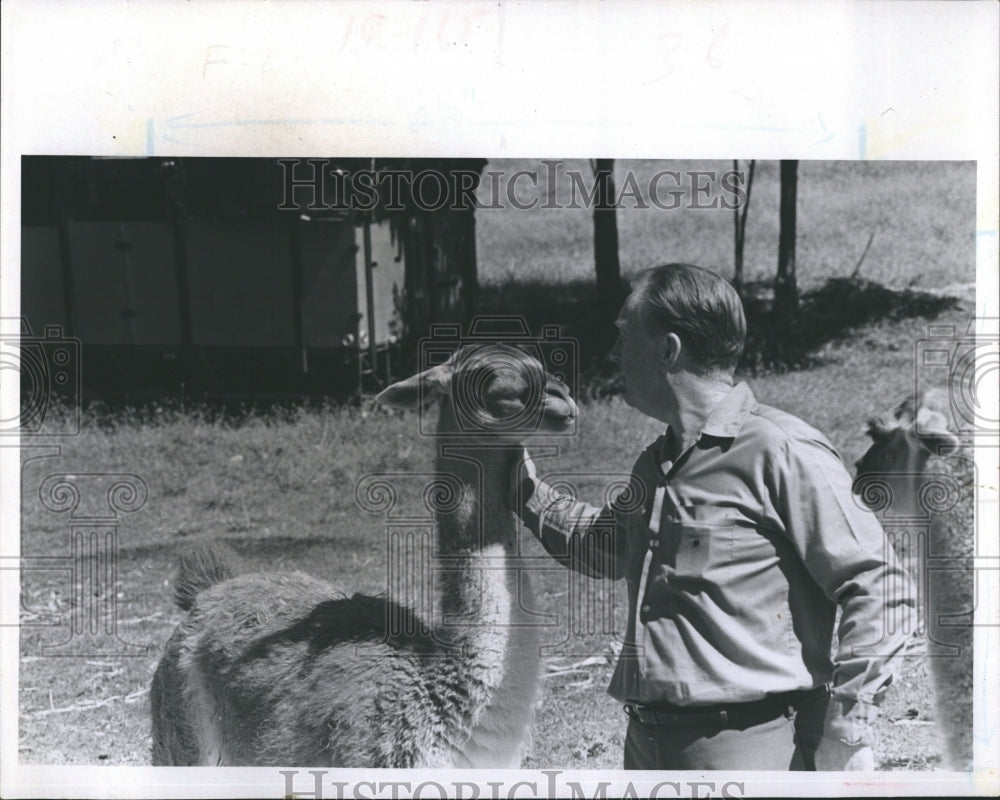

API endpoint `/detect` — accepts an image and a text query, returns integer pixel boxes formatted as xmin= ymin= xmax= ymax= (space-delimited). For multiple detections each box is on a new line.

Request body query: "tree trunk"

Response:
xmin=593 ymin=159 xmax=624 ymax=317
xmin=774 ymin=160 xmax=799 ymax=315
xmin=769 ymin=159 xmax=800 ymax=364
xmin=768 ymin=160 xmax=800 ymax=364
xmin=732 ymin=159 xmax=755 ymax=295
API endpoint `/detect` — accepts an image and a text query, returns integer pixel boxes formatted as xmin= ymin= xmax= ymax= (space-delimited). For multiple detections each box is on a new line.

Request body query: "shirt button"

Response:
xmin=641 ymin=604 xmax=650 ymax=613
xmin=649 ymin=539 xmax=660 ymax=549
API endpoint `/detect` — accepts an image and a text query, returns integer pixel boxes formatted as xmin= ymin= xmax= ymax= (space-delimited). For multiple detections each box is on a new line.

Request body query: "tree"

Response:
xmin=732 ymin=159 xmax=756 ymax=295
xmin=592 ymin=159 xmax=625 ymax=317
xmin=771 ymin=160 xmax=800 ymax=360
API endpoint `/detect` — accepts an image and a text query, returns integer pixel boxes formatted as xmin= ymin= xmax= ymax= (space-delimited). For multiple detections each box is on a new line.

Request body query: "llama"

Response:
xmin=150 ymin=344 xmax=578 ymax=767
xmin=854 ymin=388 xmax=974 ymax=770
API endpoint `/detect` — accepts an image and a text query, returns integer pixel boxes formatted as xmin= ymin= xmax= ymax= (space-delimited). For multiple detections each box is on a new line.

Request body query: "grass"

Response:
xmin=475 ymin=159 xmax=976 ymax=291
xmin=17 ymin=160 xmax=976 ymax=769
xmin=474 ymin=159 xmax=972 ymax=379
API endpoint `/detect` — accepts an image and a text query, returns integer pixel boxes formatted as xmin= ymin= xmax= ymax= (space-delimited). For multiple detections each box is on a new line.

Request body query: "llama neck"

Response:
xmin=892 ymin=446 xmax=941 ymax=518
xmin=435 ymin=444 xmax=516 ymax=552
xmin=427 ymin=442 xmax=540 ymax=767
xmin=433 ymin=443 xmax=520 ymax=624
xmin=885 ymin=447 xmax=971 ymax=521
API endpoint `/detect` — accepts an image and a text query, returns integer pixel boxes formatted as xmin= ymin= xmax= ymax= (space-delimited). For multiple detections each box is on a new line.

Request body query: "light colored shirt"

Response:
xmin=516 ymin=382 xmax=916 ymax=741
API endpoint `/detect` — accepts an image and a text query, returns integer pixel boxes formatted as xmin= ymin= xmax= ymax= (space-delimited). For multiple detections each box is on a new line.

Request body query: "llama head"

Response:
xmin=377 ymin=344 xmax=578 ymax=441
xmin=854 ymin=389 xmax=962 ymax=508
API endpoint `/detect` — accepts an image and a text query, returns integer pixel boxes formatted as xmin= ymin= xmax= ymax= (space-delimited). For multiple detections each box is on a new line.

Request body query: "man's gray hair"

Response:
xmin=629 ymin=264 xmax=746 ymax=372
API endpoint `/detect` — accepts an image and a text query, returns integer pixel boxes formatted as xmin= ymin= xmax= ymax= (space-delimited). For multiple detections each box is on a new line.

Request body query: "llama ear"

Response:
xmin=865 ymin=415 xmax=896 ymax=441
xmin=893 ymin=395 xmax=918 ymax=423
xmin=914 ymin=407 xmax=961 ymax=455
xmin=376 ymin=363 xmax=453 ymax=409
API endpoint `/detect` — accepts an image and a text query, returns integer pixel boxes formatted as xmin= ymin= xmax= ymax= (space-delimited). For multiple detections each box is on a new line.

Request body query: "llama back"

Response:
xmin=200 ymin=571 xmax=541 ymax=767
xmin=154 ymin=546 xmax=543 ymax=768
xmin=201 ymin=575 xmax=453 ymax=766
xmin=158 ymin=568 xmax=475 ymax=766
xmin=154 ymin=569 xmax=335 ymax=764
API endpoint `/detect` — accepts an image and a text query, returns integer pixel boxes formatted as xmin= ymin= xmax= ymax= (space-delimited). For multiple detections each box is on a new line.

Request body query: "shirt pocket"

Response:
xmin=665 ymin=505 xmax=739 ymax=581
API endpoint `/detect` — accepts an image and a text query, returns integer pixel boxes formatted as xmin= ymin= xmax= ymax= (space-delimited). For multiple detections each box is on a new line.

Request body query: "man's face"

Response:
xmin=611 ymin=299 xmax=667 ymax=418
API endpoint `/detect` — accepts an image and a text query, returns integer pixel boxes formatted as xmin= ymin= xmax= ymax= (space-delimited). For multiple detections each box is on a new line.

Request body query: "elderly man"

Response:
xmin=511 ymin=263 xmax=916 ymax=770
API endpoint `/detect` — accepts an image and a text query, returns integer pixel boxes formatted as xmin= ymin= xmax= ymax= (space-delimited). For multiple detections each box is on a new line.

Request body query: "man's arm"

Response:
xmin=768 ymin=436 xmax=918 ymax=764
xmin=510 ymin=448 xmax=639 ymax=580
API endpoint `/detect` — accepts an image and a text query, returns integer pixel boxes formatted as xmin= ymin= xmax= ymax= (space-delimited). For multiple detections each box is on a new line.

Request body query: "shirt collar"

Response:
xmin=656 ymin=382 xmax=757 ymax=472
xmin=698 ymin=381 xmax=757 ymax=440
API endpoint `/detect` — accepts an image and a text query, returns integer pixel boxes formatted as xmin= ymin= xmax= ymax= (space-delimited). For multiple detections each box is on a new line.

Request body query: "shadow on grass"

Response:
xmin=738 ymin=276 xmax=962 ymax=373
xmin=480 ymin=276 xmax=960 ymax=394
xmin=123 ymin=533 xmax=372 ymax=563
xmin=55 ymin=276 xmax=959 ymax=413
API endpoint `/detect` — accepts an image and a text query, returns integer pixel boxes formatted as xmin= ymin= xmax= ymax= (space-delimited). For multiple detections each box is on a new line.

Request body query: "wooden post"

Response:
xmin=771 ymin=159 xmax=800 ymax=362
xmin=775 ymin=159 xmax=799 ymax=310
xmin=593 ymin=158 xmax=623 ymax=312
xmin=289 ymin=217 xmax=307 ymax=374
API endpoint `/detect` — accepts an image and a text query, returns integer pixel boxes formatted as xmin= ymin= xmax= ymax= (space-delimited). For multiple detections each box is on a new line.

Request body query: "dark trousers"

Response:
xmin=789 ymin=684 xmax=830 ymax=771
xmin=623 ymin=689 xmax=831 ymax=771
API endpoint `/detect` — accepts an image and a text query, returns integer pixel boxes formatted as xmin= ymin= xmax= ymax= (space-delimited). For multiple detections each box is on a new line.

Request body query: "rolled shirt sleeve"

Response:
xmin=514 ymin=454 xmax=644 ymax=581
xmin=766 ymin=435 xmax=917 ymax=743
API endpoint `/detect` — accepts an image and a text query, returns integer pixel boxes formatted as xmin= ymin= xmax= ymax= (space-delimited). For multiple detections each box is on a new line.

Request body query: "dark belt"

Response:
xmin=624 ymin=684 xmax=830 ymax=728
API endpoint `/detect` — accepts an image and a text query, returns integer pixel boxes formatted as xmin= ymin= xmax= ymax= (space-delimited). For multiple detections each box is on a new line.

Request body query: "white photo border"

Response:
xmin=2 ymin=1 xmax=998 ymax=797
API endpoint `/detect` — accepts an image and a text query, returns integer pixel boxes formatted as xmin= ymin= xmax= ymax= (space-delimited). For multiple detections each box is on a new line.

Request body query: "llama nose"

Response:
xmin=546 ymin=380 xmax=569 ymax=402
xmin=609 ymin=336 xmax=622 ymax=365
xmin=546 ymin=381 xmax=577 ymax=416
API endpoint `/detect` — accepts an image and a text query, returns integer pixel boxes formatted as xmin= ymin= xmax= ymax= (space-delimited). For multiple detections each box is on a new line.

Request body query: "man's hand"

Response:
xmin=814 ymin=695 xmax=878 ymax=770
xmin=507 ymin=447 xmax=538 ymax=512
xmin=814 ymin=738 xmax=875 ymax=771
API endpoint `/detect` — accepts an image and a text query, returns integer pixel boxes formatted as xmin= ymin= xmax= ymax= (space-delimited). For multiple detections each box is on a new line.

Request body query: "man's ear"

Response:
xmin=376 ymin=362 xmax=454 ymax=410
xmin=661 ymin=332 xmax=683 ymax=368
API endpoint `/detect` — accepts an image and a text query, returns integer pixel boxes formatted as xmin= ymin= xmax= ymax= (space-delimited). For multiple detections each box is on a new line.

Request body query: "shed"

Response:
xmin=19 ymin=156 xmax=484 ymax=401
